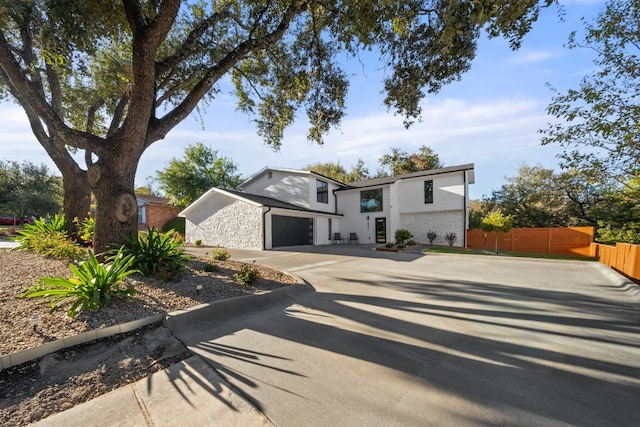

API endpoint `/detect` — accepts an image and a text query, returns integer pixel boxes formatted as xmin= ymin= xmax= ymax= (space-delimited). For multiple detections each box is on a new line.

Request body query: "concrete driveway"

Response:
xmin=178 ymin=245 xmax=640 ymax=426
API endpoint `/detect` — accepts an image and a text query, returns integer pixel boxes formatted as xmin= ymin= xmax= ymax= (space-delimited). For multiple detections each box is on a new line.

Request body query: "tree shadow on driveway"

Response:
xmin=175 ymin=272 xmax=640 ymax=427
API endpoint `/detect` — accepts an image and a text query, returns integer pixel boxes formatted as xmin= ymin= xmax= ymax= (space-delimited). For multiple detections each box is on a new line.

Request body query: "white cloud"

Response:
xmin=0 ymin=96 xmax=564 ymax=200
xmin=509 ymin=49 xmax=558 ymax=65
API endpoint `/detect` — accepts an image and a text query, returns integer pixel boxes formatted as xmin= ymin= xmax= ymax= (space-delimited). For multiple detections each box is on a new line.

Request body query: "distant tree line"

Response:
xmin=0 ymin=160 xmax=62 ymax=222
xmin=469 ymin=164 xmax=639 ymax=245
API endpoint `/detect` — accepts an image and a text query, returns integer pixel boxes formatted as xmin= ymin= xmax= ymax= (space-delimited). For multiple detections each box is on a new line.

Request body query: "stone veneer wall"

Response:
xmin=398 ymin=211 xmax=464 ymax=246
xmin=186 ymin=197 xmax=263 ymax=250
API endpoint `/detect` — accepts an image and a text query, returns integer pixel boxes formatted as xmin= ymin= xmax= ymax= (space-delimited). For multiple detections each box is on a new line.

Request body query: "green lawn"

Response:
xmin=423 ymin=246 xmax=597 ymax=262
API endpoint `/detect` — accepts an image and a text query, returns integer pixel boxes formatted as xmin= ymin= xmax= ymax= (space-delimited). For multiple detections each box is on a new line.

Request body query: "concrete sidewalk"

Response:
xmin=34 ymin=356 xmax=273 ymax=427
xmin=0 ymin=239 xmax=19 ymax=248
xmin=30 ymin=274 xmax=311 ymax=427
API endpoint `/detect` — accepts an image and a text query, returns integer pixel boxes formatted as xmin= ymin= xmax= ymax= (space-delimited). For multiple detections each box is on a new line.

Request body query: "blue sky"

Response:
xmin=0 ymin=0 xmax=604 ymax=200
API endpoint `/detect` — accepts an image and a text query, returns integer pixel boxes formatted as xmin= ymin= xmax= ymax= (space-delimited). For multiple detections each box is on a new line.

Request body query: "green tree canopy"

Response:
xmin=0 ymin=160 xmax=62 ymax=220
xmin=593 ymin=177 xmax=640 ymax=244
xmin=156 ymin=143 xmax=242 ymax=208
xmin=542 ymin=0 xmax=640 ymax=197
xmin=485 ymin=164 xmax=570 ymax=228
xmin=0 ymin=0 xmax=555 ymax=251
xmin=481 ymin=210 xmax=513 ymax=254
xmin=481 ymin=163 xmax=639 ymax=243
xmin=304 ymin=159 xmax=371 ymax=183
xmin=378 ymin=145 xmax=443 ymax=176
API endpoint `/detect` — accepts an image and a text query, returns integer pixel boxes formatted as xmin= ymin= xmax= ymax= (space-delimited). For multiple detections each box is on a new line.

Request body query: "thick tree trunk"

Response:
xmin=90 ymin=158 xmax=138 ymax=254
xmin=61 ymin=168 xmax=91 ymax=240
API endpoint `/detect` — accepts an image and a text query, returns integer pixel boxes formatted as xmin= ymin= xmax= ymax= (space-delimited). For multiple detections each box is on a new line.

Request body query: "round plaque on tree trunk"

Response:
xmin=115 ymin=193 xmax=136 ymax=222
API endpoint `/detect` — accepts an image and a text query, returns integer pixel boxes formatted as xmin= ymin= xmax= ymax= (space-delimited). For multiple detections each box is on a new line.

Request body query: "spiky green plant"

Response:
xmin=118 ymin=227 xmax=188 ymax=281
xmin=23 ymin=247 xmax=137 ymax=317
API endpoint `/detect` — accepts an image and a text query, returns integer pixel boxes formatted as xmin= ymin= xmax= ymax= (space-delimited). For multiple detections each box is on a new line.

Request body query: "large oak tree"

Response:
xmin=0 ymin=0 xmax=553 ymax=252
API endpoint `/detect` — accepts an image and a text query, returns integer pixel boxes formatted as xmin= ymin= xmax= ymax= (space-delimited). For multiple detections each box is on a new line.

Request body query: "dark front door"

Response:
xmin=375 ymin=217 xmax=386 ymax=243
xmin=272 ymin=215 xmax=313 ymax=247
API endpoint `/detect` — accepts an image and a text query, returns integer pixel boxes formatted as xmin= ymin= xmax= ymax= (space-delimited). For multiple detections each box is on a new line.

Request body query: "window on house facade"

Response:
xmin=317 ymin=179 xmax=329 ymax=203
xmin=424 ymin=180 xmax=434 ymax=204
xmin=360 ymin=189 xmax=383 ymax=212
xmin=138 ymin=205 xmax=146 ymax=224
xmin=267 ymin=171 xmax=272 ymax=179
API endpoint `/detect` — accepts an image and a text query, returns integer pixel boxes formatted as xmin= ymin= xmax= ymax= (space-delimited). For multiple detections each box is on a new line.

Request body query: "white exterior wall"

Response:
xmin=184 ymin=194 xmax=263 ymax=250
xmin=398 ymin=211 xmax=465 ymax=247
xmin=337 ymin=186 xmax=392 ymax=244
xmin=241 ymin=170 xmax=311 ymax=209
xmin=336 ymin=172 xmax=468 ymax=246
xmin=307 ymin=179 xmax=340 ymax=213
xmin=392 ymin=172 xmax=466 ymax=246
xmin=396 ymin=173 xmax=464 ymax=213
xmin=315 ymin=216 xmax=331 ymax=245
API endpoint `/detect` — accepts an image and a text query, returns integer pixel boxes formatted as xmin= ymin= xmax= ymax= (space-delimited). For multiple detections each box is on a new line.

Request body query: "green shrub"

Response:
xmin=202 ymin=263 xmax=218 ymax=273
xmin=23 ymin=247 xmax=137 ymax=317
xmin=234 ymin=264 xmax=258 ymax=285
xmin=211 ymin=247 xmax=230 ymax=261
xmin=406 ymin=239 xmax=416 ymax=246
xmin=14 ymin=214 xmax=66 ymax=249
xmin=385 ymin=242 xmax=394 ymax=248
xmin=13 ymin=215 xmax=85 ymax=260
xmin=445 ymin=232 xmax=457 ymax=247
xmin=394 ymin=229 xmax=412 ymax=246
xmin=33 ymin=235 xmax=85 ymax=260
xmin=162 ymin=216 xmax=185 ymax=235
xmin=73 ymin=213 xmax=95 ymax=246
xmin=195 ymin=239 xmax=202 ymax=246
xmin=117 ymin=228 xmax=188 ymax=281
xmin=396 ymin=244 xmax=405 ymax=249
xmin=427 ymin=230 xmax=437 ymax=244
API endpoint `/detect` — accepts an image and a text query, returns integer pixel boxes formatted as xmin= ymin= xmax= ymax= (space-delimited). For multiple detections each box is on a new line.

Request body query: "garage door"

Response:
xmin=272 ymin=215 xmax=313 ymax=247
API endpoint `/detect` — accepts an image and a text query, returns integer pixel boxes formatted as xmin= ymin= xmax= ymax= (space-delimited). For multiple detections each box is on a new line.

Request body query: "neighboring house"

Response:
xmin=136 ymin=194 xmax=181 ymax=230
xmin=179 ymin=164 xmax=474 ymax=250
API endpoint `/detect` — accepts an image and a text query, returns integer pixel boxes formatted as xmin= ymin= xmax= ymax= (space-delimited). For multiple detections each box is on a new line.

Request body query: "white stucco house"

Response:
xmin=179 ymin=163 xmax=475 ymax=250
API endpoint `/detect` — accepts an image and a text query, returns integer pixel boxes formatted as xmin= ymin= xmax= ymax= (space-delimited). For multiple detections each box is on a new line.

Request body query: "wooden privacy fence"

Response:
xmin=590 ymin=242 xmax=640 ymax=281
xmin=466 ymin=227 xmax=594 ymax=257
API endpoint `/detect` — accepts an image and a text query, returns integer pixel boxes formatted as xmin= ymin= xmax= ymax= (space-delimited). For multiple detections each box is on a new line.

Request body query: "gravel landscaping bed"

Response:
xmin=0 ymin=247 xmax=297 ymax=425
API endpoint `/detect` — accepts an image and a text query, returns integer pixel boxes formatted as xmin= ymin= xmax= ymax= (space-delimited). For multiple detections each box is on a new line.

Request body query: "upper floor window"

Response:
xmin=316 ymin=179 xmax=329 ymax=203
xmin=267 ymin=171 xmax=273 ymax=179
xmin=361 ymin=189 xmax=383 ymax=212
xmin=424 ymin=180 xmax=434 ymax=204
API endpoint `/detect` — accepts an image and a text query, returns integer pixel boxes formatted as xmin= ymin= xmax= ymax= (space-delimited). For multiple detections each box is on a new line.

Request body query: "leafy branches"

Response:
xmin=542 ymin=0 xmax=640 ymax=191
xmin=155 ymin=143 xmax=242 ymax=207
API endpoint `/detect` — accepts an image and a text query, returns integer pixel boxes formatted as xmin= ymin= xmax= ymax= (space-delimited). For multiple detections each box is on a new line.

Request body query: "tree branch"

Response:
xmin=107 ymin=94 xmax=130 ymax=138
xmin=156 ymin=10 xmax=233 ymax=76
xmin=0 ymin=32 xmax=104 ymax=153
xmin=147 ymin=2 xmax=309 ymax=145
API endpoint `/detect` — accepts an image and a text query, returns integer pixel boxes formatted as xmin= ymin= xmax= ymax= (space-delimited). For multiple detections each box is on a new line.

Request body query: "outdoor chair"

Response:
xmin=333 ymin=232 xmax=345 ymax=244
xmin=349 ymin=233 xmax=359 ymax=244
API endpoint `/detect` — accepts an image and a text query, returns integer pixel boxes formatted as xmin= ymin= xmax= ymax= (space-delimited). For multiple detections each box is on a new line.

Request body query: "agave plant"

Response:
xmin=24 ymin=247 xmax=138 ymax=317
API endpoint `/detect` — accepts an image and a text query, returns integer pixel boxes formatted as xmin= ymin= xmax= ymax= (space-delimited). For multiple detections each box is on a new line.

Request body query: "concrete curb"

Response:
xmin=1 ymin=282 xmax=312 ymax=371
xmin=164 ymin=282 xmax=314 ymax=334
xmin=0 ymin=314 xmax=163 ymax=371
xmin=593 ymin=262 xmax=640 ymax=302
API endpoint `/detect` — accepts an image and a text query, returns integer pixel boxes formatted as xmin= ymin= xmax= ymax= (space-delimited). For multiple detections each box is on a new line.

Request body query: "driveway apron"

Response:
xmin=176 ymin=246 xmax=640 ymax=426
